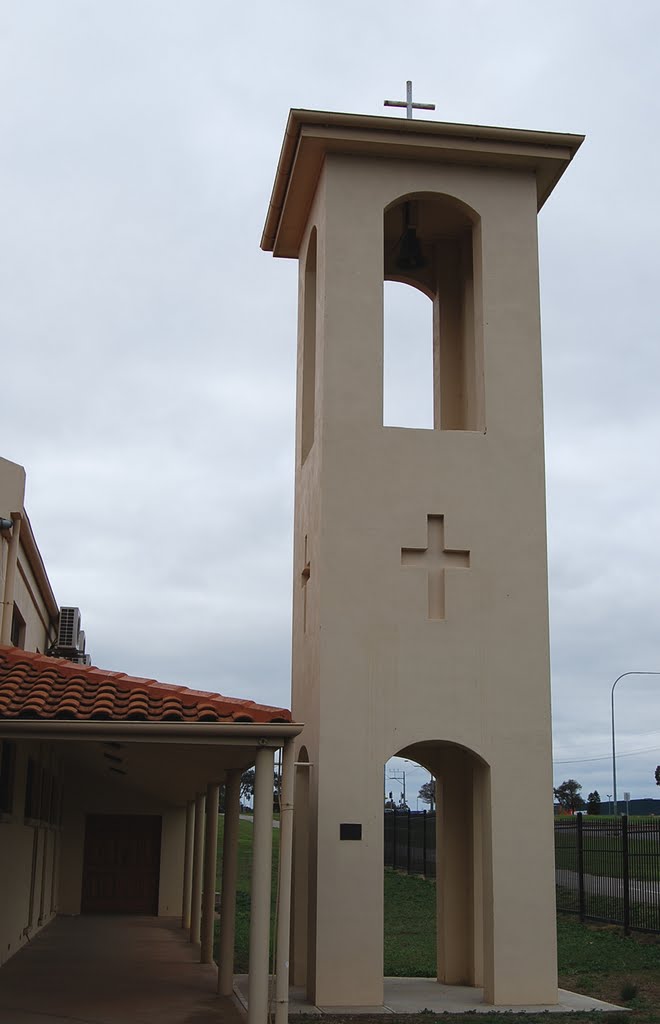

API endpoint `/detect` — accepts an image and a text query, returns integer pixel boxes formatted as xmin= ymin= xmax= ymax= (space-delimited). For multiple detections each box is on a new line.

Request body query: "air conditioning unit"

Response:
xmin=69 ymin=651 xmax=92 ymax=666
xmin=57 ymin=607 xmax=81 ymax=651
xmin=74 ymin=631 xmax=91 ymax=665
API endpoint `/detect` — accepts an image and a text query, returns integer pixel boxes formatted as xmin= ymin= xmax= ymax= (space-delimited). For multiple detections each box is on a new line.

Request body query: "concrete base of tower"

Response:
xmin=233 ymin=976 xmax=624 ymax=1015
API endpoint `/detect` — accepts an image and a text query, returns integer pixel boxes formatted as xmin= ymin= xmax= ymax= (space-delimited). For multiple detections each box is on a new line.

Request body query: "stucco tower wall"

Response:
xmin=290 ymin=149 xmax=558 ymax=1006
xmin=290 ymin=178 xmax=325 ymax=998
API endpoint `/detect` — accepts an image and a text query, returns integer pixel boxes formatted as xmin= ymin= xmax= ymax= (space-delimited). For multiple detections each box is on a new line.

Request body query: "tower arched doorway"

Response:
xmin=385 ymin=740 xmax=491 ymax=989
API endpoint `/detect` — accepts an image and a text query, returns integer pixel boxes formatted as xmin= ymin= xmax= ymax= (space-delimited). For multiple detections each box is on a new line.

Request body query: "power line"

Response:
xmin=553 ymin=744 xmax=660 ymax=765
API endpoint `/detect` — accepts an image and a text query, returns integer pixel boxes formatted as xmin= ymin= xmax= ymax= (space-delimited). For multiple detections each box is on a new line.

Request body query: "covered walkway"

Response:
xmin=0 ymin=915 xmax=245 ymax=1024
xmin=0 ymin=646 xmax=302 ymax=1024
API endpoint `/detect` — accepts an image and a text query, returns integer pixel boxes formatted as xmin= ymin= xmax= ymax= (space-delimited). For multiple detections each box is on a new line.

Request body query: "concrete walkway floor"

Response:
xmin=0 ymin=915 xmax=244 ymax=1024
xmin=235 ymin=975 xmax=624 ymax=1015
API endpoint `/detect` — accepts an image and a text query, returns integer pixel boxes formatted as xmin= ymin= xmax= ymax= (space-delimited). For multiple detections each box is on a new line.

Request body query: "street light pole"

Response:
xmin=611 ymin=671 xmax=660 ymax=816
xmin=388 ymin=768 xmax=406 ymax=807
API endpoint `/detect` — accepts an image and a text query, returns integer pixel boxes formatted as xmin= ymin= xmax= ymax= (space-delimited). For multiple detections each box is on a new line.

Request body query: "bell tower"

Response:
xmin=262 ymin=109 xmax=582 ymax=1008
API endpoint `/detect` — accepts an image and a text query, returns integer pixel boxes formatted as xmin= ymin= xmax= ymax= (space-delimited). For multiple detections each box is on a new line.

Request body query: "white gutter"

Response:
xmin=0 ymin=720 xmax=303 ymax=745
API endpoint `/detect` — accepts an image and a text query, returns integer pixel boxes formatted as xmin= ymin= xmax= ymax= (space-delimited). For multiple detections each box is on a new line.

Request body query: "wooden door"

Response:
xmin=81 ymin=814 xmax=161 ymax=914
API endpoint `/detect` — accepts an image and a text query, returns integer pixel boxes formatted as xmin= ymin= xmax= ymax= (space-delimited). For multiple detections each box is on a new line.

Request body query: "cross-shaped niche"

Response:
xmin=401 ymin=515 xmax=470 ymax=620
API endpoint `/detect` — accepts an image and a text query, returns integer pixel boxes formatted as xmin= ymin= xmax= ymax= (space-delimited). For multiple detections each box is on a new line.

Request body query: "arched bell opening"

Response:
xmin=383 ymin=281 xmax=434 ymax=429
xmin=383 ymin=193 xmax=484 ymax=432
xmin=383 ymin=740 xmax=492 ymax=990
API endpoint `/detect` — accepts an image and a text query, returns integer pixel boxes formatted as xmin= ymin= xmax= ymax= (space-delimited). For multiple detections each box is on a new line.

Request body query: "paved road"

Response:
xmin=240 ymin=813 xmax=280 ymax=828
xmin=557 ymin=868 xmax=660 ymax=904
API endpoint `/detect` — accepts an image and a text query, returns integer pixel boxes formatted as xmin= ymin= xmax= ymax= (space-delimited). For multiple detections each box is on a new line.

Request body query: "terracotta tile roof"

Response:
xmin=0 ymin=645 xmax=292 ymax=725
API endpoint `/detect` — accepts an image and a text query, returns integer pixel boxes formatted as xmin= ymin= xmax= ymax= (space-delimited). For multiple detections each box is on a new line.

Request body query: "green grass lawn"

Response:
xmin=384 ymin=870 xmax=436 ymax=976
xmin=557 ymin=914 xmax=660 ymax=1023
xmin=214 ymin=814 xmax=280 ymax=972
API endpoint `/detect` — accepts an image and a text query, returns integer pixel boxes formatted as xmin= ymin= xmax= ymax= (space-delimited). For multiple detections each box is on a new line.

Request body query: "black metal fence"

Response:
xmin=384 ymin=809 xmax=436 ymax=879
xmin=555 ymin=814 xmax=660 ymax=934
xmin=384 ymin=810 xmax=660 ymax=936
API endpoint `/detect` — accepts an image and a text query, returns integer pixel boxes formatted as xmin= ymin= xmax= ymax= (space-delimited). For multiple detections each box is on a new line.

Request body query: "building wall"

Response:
xmin=0 ymin=738 xmax=62 ymax=967
xmin=14 ymin=551 xmax=54 ymax=653
xmin=0 ymin=459 xmax=24 ymax=525
xmin=0 ymin=456 xmax=58 ymax=653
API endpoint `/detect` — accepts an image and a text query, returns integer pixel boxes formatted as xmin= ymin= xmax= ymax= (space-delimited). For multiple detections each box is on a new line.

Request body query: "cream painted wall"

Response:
xmin=0 ymin=459 xmax=24 ymax=522
xmin=159 ymin=806 xmax=186 ymax=915
xmin=14 ymin=556 xmax=52 ymax=653
xmin=0 ymin=820 xmax=36 ymax=966
xmin=0 ymin=456 xmax=56 ymax=653
xmin=0 ymin=459 xmax=26 ymax=647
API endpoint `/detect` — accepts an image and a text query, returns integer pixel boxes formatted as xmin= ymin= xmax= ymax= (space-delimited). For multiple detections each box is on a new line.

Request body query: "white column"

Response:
xmin=182 ymin=800 xmax=195 ymax=929
xmin=201 ymin=782 xmax=220 ymax=963
xmin=38 ymin=827 xmax=48 ymax=924
xmin=275 ymin=741 xmax=295 ymax=1024
xmin=218 ymin=770 xmax=241 ymax=995
xmin=248 ymin=746 xmax=275 ymax=1024
xmin=49 ymin=829 xmax=59 ymax=916
xmin=190 ymin=792 xmax=206 ymax=945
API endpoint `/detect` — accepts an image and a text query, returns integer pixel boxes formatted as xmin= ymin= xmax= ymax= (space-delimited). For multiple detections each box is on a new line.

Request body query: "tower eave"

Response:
xmin=261 ymin=108 xmax=584 ymax=258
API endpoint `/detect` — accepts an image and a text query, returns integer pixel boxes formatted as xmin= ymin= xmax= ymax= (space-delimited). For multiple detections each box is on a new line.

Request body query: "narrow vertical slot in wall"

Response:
xmin=301 ymin=229 xmax=317 ymax=463
xmin=383 ymin=280 xmax=434 ymax=429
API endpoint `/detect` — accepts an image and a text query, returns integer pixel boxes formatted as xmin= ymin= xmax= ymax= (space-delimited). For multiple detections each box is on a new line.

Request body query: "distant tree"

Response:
xmin=586 ymin=790 xmax=601 ymax=815
xmin=553 ymin=779 xmax=585 ymax=813
xmin=418 ymin=780 xmax=436 ymax=809
xmin=272 ymin=769 xmax=282 ymax=811
xmin=240 ymin=768 xmax=255 ymax=803
xmin=239 ymin=766 xmax=282 ymax=810
xmin=655 ymin=765 xmax=660 ymax=787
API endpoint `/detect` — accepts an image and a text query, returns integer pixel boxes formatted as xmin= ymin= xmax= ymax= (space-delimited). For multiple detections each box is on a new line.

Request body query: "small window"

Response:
xmin=10 ymin=604 xmax=26 ymax=649
xmin=24 ymin=757 xmax=39 ymax=820
xmin=40 ymin=769 xmax=52 ymax=824
xmin=0 ymin=741 xmax=16 ymax=814
xmin=50 ymin=779 xmax=62 ymax=827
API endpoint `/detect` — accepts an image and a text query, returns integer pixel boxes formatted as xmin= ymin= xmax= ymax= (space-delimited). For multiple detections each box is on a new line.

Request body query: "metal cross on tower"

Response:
xmin=384 ymin=80 xmax=435 ymax=120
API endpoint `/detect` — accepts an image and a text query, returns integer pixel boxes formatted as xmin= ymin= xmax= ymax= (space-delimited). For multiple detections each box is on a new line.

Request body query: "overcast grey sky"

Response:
xmin=2 ymin=1 xmax=660 ymax=803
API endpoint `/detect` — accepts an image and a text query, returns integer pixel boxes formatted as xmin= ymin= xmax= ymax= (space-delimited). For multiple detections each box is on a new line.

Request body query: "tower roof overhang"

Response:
xmin=261 ymin=108 xmax=584 ymax=258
